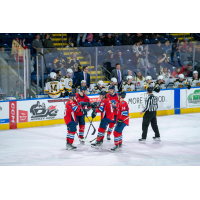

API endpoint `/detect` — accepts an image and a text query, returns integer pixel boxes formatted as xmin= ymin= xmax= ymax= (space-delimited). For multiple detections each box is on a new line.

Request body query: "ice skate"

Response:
xmin=66 ymin=143 xmax=77 ymax=151
xmin=91 ymin=141 xmax=101 ymax=149
xmin=107 ymin=134 xmax=111 ymax=141
xmin=153 ymin=137 xmax=161 ymax=141
xmin=79 ymin=137 xmax=85 ymax=145
xmin=111 ymin=145 xmax=120 ymax=152
xmin=119 ymin=143 xmax=122 ymax=149
xmin=138 ymin=138 xmax=146 ymax=143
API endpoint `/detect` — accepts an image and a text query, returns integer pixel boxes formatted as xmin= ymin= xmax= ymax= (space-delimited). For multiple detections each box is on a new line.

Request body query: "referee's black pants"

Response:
xmin=142 ymin=111 xmax=160 ymax=139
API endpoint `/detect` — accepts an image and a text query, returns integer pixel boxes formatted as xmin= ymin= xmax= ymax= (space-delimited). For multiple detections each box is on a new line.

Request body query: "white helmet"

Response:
xmin=193 ymin=71 xmax=198 ymax=74
xmin=67 ymin=68 xmax=73 ymax=74
xmin=98 ymin=80 xmax=104 ymax=86
xmin=81 ymin=80 xmax=86 ymax=84
xmin=146 ymin=76 xmax=152 ymax=81
xmin=178 ymin=74 xmax=184 ymax=79
xmin=127 ymin=76 xmax=133 ymax=81
xmin=157 ymin=75 xmax=163 ymax=80
xmin=50 ymin=72 xmax=56 ymax=79
xmin=111 ymin=77 xmax=117 ymax=83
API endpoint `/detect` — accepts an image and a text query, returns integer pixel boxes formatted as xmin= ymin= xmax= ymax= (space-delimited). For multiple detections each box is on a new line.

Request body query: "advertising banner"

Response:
xmin=186 ymin=88 xmax=200 ymax=108
xmin=9 ymin=101 xmax=17 ymax=129
xmin=0 ymin=102 xmax=9 ymax=124
xmin=125 ymin=90 xmax=174 ymax=113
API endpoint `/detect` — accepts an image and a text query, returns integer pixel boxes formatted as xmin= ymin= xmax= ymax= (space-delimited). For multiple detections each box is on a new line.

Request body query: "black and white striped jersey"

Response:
xmin=142 ymin=94 xmax=158 ymax=112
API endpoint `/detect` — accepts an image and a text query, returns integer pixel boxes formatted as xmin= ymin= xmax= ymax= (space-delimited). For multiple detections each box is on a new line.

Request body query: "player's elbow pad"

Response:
xmin=121 ymin=111 xmax=128 ymax=116
xmin=72 ymin=106 xmax=78 ymax=112
xmin=99 ymin=106 xmax=104 ymax=112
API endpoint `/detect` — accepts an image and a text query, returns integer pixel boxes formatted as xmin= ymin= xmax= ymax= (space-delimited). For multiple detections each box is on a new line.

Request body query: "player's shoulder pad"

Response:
xmin=94 ymin=86 xmax=97 ymax=89
xmin=77 ymin=86 xmax=80 ymax=88
xmin=175 ymin=79 xmax=179 ymax=82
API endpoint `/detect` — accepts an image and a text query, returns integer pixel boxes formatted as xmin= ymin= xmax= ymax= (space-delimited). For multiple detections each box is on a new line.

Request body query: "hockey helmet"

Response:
xmin=98 ymin=80 xmax=104 ymax=86
xmin=178 ymin=74 xmax=184 ymax=79
xmin=111 ymin=77 xmax=117 ymax=83
xmin=126 ymin=75 xmax=133 ymax=81
xmin=147 ymin=87 xmax=153 ymax=93
xmin=157 ymin=75 xmax=163 ymax=80
xmin=193 ymin=71 xmax=198 ymax=74
xmin=67 ymin=68 xmax=73 ymax=74
xmin=146 ymin=76 xmax=152 ymax=81
xmin=50 ymin=72 xmax=56 ymax=79
xmin=68 ymin=92 xmax=76 ymax=98
xmin=80 ymin=86 xmax=87 ymax=91
xmin=118 ymin=91 xmax=126 ymax=98
xmin=81 ymin=80 xmax=86 ymax=84
xmin=99 ymin=90 xmax=107 ymax=96
xmin=108 ymin=85 xmax=115 ymax=90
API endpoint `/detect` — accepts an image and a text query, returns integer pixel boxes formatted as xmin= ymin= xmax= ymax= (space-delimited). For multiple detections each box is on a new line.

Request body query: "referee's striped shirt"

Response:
xmin=142 ymin=94 xmax=158 ymax=112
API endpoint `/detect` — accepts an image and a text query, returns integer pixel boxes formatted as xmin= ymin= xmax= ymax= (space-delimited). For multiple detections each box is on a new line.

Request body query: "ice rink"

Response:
xmin=1 ymin=113 xmax=200 ymax=166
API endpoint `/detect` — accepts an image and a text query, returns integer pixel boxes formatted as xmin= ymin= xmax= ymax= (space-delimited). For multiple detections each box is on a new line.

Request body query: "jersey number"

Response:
xmin=64 ymin=108 xmax=67 ymax=117
xmin=51 ymin=84 xmax=57 ymax=92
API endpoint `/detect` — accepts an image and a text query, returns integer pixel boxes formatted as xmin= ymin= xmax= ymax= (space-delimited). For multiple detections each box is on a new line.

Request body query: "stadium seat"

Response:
xmin=125 ymin=59 xmax=132 ymax=65
xmin=82 ymin=42 xmax=93 ymax=47
xmin=123 ymin=49 xmax=131 ymax=55
xmin=21 ymin=33 xmax=33 ymax=39
xmin=0 ymin=33 xmax=11 ymax=39
xmin=10 ymin=33 xmax=23 ymax=39
xmin=24 ymin=38 xmax=32 ymax=44
xmin=0 ymin=44 xmax=9 ymax=48
xmin=92 ymin=42 xmax=103 ymax=46
xmin=126 ymin=64 xmax=135 ymax=71
xmin=26 ymin=43 xmax=31 ymax=49
xmin=144 ymin=39 xmax=150 ymax=44
xmin=159 ymin=38 xmax=166 ymax=43
xmin=150 ymin=39 xmax=158 ymax=44
xmin=115 ymin=41 xmax=122 ymax=46
xmin=2 ymin=38 xmax=13 ymax=44
xmin=124 ymin=54 xmax=132 ymax=60
xmin=169 ymin=38 xmax=175 ymax=43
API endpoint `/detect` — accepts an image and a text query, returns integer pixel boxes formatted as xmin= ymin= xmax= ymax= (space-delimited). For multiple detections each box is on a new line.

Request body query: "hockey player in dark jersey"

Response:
xmin=75 ymin=86 xmax=91 ymax=144
xmin=106 ymin=85 xmax=119 ymax=140
xmin=111 ymin=91 xmax=129 ymax=152
xmin=64 ymin=92 xmax=81 ymax=150
xmin=154 ymin=75 xmax=165 ymax=89
xmin=91 ymin=91 xmax=114 ymax=149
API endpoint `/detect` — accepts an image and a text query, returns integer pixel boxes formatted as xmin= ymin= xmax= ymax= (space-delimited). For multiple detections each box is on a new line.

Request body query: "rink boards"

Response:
xmin=0 ymin=87 xmax=200 ymax=130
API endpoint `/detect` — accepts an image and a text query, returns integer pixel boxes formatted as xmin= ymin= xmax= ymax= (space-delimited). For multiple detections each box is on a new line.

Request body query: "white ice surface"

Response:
xmin=1 ymin=113 xmax=200 ymax=166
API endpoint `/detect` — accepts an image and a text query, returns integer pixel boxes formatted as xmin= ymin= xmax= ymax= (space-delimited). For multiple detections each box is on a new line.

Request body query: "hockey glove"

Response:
xmin=82 ymin=109 xmax=87 ymax=116
xmin=112 ymin=104 xmax=117 ymax=110
xmin=117 ymin=119 xmax=123 ymax=127
xmin=87 ymin=102 xmax=92 ymax=107
xmin=187 ymin=85 xmax=191 ymax=89
xmin=91 ymin=111 xmax=97 ymax=119
xmin=91 ymin=102 xmax=98 ymax=109
xmin=154 ymin=87 xmax=160 ymax=93
xmin=80 ymin=102 xmax=88 ymax=107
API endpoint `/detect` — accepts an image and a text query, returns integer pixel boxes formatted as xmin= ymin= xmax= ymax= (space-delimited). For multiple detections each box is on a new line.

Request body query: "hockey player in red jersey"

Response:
xmin=91 ymin=90 xmax=114 ymax=149
xmin=75 ymin=86 xmax=91 ymax=144
xmin=106 ymin=85 xmax=119 ymax=140
xmin=64 ymin=92 xmax=81 ymax=150
xmin=111 ymin=91 xmax=129 ymax=152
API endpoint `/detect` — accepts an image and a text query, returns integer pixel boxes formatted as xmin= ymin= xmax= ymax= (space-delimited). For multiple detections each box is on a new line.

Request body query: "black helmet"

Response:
xmin=147 ymin=87 xmax=153 ymax=93
xmin=108 ymin=85 xmax=115 ymax=90
xmin=118 ymin=91 xmax=126 ymax=98
xmin=99 ymin=90 xmax=107 ymax=96
xmin=80 ymin=86 xmax=87 ymax=91
xmin=69 ymin=92 xmax=76 ymax=97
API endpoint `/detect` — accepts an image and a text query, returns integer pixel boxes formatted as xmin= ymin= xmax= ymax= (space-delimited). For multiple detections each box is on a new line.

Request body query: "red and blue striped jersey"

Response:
xmin=118 ymin=100 xmax=129 ymax=125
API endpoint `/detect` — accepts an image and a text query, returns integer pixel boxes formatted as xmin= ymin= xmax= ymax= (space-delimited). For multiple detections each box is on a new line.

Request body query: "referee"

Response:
xmin=139 ymin=87 xmax=160 ymax=142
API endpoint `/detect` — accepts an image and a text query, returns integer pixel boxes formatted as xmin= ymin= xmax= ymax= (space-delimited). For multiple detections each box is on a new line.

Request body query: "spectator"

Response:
xmin=172 ymin=67 xmax=183 ymax=78
xmin=122 ymin=33 xmax=133 ymax=45
xmin=77 ymin=33 xmax=87 ymax=46
xmin=135 ymin=71 xmax=145 ymax=81
xmin=76 ymin=66 xmax=90 ymax=87
xmin=85 ymin=33 xmax=93 ymax=42
xmin=132 ymin=40 xmax=144 ymax=55
xmin=31 ymin=80 xmax=42 ymax=94
xmin=110 ymin=63 xmax=125 ymax=91
xmin=163 ymin=40 xmax=171 ymax=54
xmin=0 ymin=46 xmax=9 ymax=63
xmin=32 ymin=34 xmax=43 ymax=54
xmin=53 ymin=54 xmax=66 ymax=69
xmin=155 ymin=33 xmax=165 ymax=39
xmin=132 ymin=52 xmax=145 ymax=69
xmin=124 ymin=70 xmax=134 ymax=81
xmin=30 ymin=56 xmax=35 ymax=73
xmin=133 ymin=33 xmax=144 ymax=44
xmin=19 ymin=38 xmax=27 ymax=49
xmin=186 ymin=46 xmax=193 ymax=62
xmin=195 ymin=46 xmax=200 ymax=70
xmin=103 ymin=53 xmax=116 ymax=77
xmin=116 ymin=51 xmax=124 ymax=65
xmin=155 ymin=54 xmax=167 ymax=75
xmin=184 ymin=62 xmax=193 ymax=78
xmin=55 ymin=70 xmax=62 ymax=81
xmin=181 ymin=38 xmax=193 ymax=52
xmin=171 ymin=38 xmax=182 ymax=67
xmin=103 ymin=34 xmax=115 ymax=46
xmin=43 ymin=34 xmax=54 ymax=48
xmin=160 ymin=66 xmax=171 ymax=78
xmin=93 ymin=33 xmax=105 ymax=43
xmin=153 ymin=41 xmax=164 ymax=57
xmin=68 ymin=53 xmax=81 ymax=72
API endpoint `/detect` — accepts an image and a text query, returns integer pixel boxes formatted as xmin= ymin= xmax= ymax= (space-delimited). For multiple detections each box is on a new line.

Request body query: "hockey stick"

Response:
xmin=75 ymin=99 xmax=96 ymax=136
xmin=89 ymin=117 xmax=130 ymax=143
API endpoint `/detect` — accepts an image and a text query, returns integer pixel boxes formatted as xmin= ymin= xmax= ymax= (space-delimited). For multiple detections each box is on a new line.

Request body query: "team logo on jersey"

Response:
xmin=137 ymin=82 xmax=141 ymax=86
xmin=111 ymin=100 xmax=116 ymax=104
xmin=68 ymin=81 xmax=72 ymax=87
xmin=30 ymin=101 xmax=59 ymax=120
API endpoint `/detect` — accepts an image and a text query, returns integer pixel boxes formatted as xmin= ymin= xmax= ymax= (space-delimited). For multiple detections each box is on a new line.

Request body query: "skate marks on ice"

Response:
xmin=0 ymin=113 xmax=200 ymax=165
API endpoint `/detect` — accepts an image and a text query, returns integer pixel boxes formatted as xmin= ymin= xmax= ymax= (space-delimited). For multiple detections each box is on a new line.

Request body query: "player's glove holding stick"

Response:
xmin=117 ymin=119 xmax=123 ymax=127
xmin=91 ymin=110 xmax=97 ymax=119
